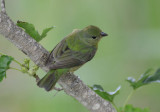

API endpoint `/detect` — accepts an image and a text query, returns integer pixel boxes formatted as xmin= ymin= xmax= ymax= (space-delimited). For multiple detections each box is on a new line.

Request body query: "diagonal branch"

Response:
xmin=0 ymin=1 xmax=115 ymax=112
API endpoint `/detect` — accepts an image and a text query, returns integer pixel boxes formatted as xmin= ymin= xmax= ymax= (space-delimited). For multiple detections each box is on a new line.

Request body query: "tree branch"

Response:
xmin=0 ymin=1 xmax=115 ymax=112
xmin=1 ymin=0 xmax=6 ymax=13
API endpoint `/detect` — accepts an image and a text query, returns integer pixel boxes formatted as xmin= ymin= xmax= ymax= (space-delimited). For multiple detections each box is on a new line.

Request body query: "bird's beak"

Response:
xmin=100 ymin=32 xmax=108 ymax=37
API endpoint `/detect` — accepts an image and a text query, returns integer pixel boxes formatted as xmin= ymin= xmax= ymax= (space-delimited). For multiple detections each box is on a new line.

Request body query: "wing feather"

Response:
xmin=47 ymin=39 xmax=96 ymax=70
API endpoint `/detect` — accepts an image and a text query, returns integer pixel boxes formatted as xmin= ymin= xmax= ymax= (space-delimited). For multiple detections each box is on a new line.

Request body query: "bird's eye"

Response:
xmin=92 ymin=36 xmax=97 ymax=39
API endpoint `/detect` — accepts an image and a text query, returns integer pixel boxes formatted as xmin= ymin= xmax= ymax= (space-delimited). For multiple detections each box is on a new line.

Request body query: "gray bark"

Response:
xmin=0 ymin=0 xmax=115 ymax=112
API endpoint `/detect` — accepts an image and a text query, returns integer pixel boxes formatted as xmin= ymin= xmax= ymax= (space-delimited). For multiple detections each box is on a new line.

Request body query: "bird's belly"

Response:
xmin=69 ymin=65 xmax=82 ymax=72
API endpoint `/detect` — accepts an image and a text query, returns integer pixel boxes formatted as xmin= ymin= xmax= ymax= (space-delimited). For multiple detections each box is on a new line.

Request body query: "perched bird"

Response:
xmin=37 ymin=25 xmax=108 ymax=91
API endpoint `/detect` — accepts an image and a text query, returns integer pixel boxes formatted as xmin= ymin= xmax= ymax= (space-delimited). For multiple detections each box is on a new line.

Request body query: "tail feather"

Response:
xmin=37 ymin=70 xmax=60 ymax=91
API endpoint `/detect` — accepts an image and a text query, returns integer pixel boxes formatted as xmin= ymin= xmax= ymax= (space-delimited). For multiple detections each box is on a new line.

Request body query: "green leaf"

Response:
xmin=119 ymin=105 xmax=150 ymax=112
xmin=126 ymin=69 xmax=160 ymax=89
xmin=0 ymin=55 xmax=14 ymax=82
xmin=90 ymin=85 xmax=121 ymax=103
xmin=17 ymin=21 xmax=41 ymax=41
xmin=144 ymin=69 xmax=160 ymax=83
xmin=41 ymin=27 xmax=54 ymax=40
xmin=17 ymin=21 xmax=53 ymax=42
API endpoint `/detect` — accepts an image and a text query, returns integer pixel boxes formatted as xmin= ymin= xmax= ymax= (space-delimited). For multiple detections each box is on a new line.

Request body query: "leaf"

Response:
xmin=126 ymin=69 xmax=160 ymax=89
xmin=41 ymin=27 xmax=54 ymax=39
xmin=119 ymin=105 xmax=150 ymax=112
xmin=0 ymin=55 xmax=14 ymax=82
xmin=90 ymin=85 xmax=121 ymax=103
xmin=144 ymin=69 xmax=160 ymax=83
xmin=17 ymin=21 xmax=41 ymax=41
xmin=17 ymin=21 xmax=53 ymax=42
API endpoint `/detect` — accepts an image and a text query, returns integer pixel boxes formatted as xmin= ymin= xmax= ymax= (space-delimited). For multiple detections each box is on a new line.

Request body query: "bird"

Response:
xmin=37 ymin=25 xmax=108 ymax=91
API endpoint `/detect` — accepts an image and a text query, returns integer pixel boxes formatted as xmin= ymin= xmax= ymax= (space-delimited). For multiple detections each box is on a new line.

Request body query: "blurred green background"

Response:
xmin=0 ymin=0 xmax=160 ymax=112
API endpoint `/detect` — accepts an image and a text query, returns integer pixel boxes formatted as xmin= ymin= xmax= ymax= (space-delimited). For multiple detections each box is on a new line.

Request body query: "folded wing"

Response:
xmin=47 ymin=39 xmax=96 ymax=70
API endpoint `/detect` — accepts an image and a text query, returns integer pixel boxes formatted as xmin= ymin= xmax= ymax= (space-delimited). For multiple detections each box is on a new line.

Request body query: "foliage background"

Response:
xmin=0 ymin=0 xmax=160 ymax=112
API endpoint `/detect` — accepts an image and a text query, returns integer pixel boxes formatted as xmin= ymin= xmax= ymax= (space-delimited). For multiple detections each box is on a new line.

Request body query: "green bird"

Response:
xmin=37 ymin=25 xmax=107 ymax=91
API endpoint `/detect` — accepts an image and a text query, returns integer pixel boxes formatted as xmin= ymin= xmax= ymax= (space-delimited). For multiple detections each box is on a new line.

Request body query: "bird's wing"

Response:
xmin=47 ymin=39 xmax=96 ymax=70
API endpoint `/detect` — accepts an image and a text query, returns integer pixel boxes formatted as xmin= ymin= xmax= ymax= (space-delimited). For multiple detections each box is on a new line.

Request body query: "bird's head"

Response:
xmin=81 ymin=25 xmax=108 ymax=46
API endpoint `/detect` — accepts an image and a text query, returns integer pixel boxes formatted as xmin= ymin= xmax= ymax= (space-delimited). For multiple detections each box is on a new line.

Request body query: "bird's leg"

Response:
xmin=33 ymin=74 xmax=40 ymax=82
xmin=69 ymin=71 xmax=74 ymax=75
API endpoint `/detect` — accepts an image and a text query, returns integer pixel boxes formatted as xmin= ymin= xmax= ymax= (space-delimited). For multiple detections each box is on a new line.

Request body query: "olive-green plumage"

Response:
xmin=37 ymin=25 xmax=107 ymax=91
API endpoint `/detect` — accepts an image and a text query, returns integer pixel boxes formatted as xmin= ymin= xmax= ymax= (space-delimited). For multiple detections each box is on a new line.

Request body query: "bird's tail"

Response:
xmin=37 ymin=70 xmax=61 ymax=91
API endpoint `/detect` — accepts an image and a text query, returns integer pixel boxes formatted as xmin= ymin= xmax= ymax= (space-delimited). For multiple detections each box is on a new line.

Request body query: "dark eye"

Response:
xmin=92 ymin=36 xmax=97 ymax=39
